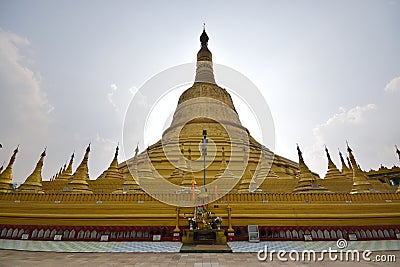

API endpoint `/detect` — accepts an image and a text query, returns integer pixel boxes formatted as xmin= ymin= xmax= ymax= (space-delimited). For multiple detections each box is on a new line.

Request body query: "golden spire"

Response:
xmin=324 ymin=146 xmax=346 ymax=179
xmin=248 ymin=150 xmax=271 ymax=193
xmin=111 ymin=145 xmax=119 ymax=166
xmin=135 ymin=144 xmax=139 ymax=155
xmin=181 ymin=147 xmax=196 ymax=186
xmin=113 ymin=173 xmax=142 ymax=194
xmin=238 ymin=147 xmax=255 ymax=193
xmin=346 ymin=156 xmax=353 ymax=170
xmin=220 ymin=147 xmax=227 ymax=171
xmin=178 ymin=144 xmax=186 ymax=169
xmin=347 ymin=143 xmax=374 ymax=194
xmin=132 ymin=144 xmax=139 ymax=177
xmin=113 ymin=145 xmax=142 ymax=194
xmin=169 ymin=144 xmax=186 ymax=183
xmin=215 ymin=146 xmax=238 ymax=194
xmin=0 ymin=145 xmax=19 ymax=193
xmin=68 ymin=144 xmax=92 ymax=194
xmin=237 ymin=166 xmax=254 ymax=193
xmin=293 ymin=144 xmax=330 ymax=194
xmin=338 ymin=149 xmax=352 ymax=178
xmin=137 ymin=150 xmax=154 ymax=179
xmin=215 ymin=147 xmax=229 ymax=178
xmin=18 ymin=148 xmax=46 ymax=193
xmin=296 ymin=144 xmax=310 ymax=177
xmin=57 ymin=153 xmax=74 ymax=180
xmin=195 ymin=26 xmax=215 ymax=83
xmin=67 ymin=153 xmax=74 ymax=174
xmin=100 ymin=145 xmax=123 ymax=180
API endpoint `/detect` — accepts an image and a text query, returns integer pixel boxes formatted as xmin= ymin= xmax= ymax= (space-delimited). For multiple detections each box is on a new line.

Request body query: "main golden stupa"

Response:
xmin=0 ymin=29 xmax=399 ymax=242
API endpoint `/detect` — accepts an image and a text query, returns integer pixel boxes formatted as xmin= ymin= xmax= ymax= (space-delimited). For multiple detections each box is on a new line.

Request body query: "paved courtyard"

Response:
xmin=0 ymin=250 xmax=399 ymax=266
xmin=1 ymin=239 xmax=400 ymax=252
xmin=0 ymin=240 xmax=399 ymax=266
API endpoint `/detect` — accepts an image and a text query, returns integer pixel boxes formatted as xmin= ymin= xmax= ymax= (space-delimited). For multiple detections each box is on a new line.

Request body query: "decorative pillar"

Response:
xmin=227 ymin=205 xmax=235 ymax=241
xmin=173 ymin=207 xmax=181 ymax=241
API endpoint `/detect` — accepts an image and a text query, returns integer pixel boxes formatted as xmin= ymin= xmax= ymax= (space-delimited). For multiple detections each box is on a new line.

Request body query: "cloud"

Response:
xmin=317 ymin=104 xmax=377 ymax=129
xmin=305 ymin=99 xmax=399 ymax=177
xmin=305 ymin=104 xmax=377 ymax=175
xmin=107 ymin=83 xmax=138 ymax=116
xmin=107 ymin=83 xmax=118 ymax=111
xmin=384 ymin=76 xmax=400 ymax=93
xmin=95 ymin=132 xmax=117 ymax=148
xmin=0 ymin=29 xmax=54 ymax=126
xmin=0 ymin=29 xmax=55 ymax=183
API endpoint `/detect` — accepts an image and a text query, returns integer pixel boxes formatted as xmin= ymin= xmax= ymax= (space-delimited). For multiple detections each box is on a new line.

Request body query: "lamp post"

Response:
xmin=202 ymin=130 xmax=208 ymax=192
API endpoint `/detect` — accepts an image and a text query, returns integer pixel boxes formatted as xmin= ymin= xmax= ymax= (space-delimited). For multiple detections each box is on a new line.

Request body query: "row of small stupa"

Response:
xmin=295 ymin=144 xmax=370 ymax=194
xmin=0 ymin=141 xmax=399 ymax=194
xmin=0 ymin=144 xmax=138 ymax=194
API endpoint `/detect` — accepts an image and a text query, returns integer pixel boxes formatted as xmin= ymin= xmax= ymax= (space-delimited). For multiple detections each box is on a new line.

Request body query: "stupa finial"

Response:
xmin=115 ymin=145 xmax=119 ymax=158
xmin=325 ymin=145 xmax=332 ymax=162
xmin=296 ymin=143 xmax=302 ymax=158
xmin=41 ymin=147 xmax=47 ymax=157
xmin=346 ymin=140 xmax=352 ymax=153
xmin=200 ymin=25 xmax=209 ymax=47
xmin=195 ymin=25 xmax=215 ymax=83
xmin=135 ymin=143 xmax=139 ymax=155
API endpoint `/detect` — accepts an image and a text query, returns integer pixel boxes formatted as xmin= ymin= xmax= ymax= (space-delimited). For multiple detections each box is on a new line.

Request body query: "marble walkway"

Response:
xmin=0 ymin=239 xmax=399 ymax=253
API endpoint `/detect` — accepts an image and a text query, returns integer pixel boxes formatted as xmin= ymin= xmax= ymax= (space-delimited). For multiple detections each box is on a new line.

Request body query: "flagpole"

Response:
xmin=202 ymin=130 xmax=208 ymax=193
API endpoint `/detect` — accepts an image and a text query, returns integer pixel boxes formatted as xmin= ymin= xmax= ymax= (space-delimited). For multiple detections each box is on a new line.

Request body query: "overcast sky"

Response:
xmin=0 ymin=0 xmax=399 ymax=184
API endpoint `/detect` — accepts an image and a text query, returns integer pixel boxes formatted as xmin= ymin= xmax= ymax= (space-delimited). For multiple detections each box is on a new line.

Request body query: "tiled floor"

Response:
xmin=180 ymin=244 xmax=232 ymax=253
xmin=0 ymin=250 xmax=399 ymax=266
xmin=0 ymin=240 xmax=182 ymax=252
xmin=1 ymin=239 xmax=399 ymax=253
xmin=0 ymin=240 xmax=399 ymax=266
xmin=228 ymin=240 xmax=400 ymax=252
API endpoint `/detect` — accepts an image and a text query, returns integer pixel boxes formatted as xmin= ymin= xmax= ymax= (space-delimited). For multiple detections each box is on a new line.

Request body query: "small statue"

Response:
xmin=188 ymin=217 xmax=195 ymax=230
xmin=214 ymin=216 xmax=222 ymax=230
